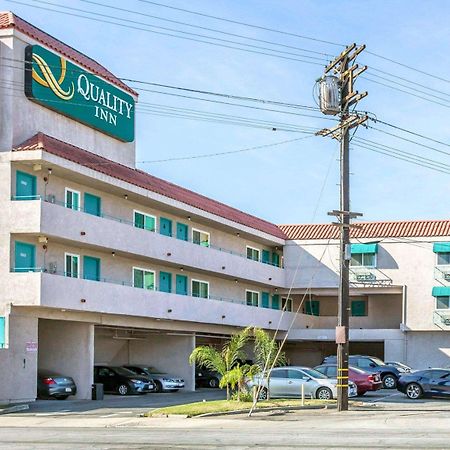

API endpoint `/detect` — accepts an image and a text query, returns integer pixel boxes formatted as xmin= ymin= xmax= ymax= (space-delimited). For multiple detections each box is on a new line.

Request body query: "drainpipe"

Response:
xmin=402 ymin=285 xmax=408 ymax=363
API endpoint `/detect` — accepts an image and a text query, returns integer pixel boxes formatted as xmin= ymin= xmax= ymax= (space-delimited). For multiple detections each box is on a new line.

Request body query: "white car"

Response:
xmin=248 ymin=366 xmax=358 ymax=400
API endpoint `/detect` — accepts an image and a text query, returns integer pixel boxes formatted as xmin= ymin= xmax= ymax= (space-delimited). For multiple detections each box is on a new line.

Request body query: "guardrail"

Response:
xmin=349 ymin=266 xmax=393 ymax=286
xmin=434 ymin=266 xmax=450 ymax=283
xmin=433 ymin=310 xmax=450 ymax=330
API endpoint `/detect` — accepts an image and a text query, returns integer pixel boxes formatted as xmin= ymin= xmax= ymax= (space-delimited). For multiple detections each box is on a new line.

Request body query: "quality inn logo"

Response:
xmin=25 ymin=44 xmax=135 ymax=142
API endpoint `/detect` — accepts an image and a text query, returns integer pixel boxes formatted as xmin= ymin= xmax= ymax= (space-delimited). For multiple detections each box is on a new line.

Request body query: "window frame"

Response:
xmin=436 ymin=296 xmax=450 ymax=310
xmin=246 ymin=289 xmax=260 ymax=307
xmin=282 ymin=297 xmax=293 ymax=312
xmin=64 ymin=252 xmax=80 ymax=278
xmin=64 ymin=187 xmax=81 ymax=211
xmin=350 ymin=252 xmax=377 ymax=268
xmin=437 ymin=252 xmax=450 ymax=266
xmin=246 ymin=246 xmax=261 ymax=262
xmin=192 ymin=228 xmax=211 ymax=247
xmin=132 ymin=267 xmax=156 ymax=290
xmin=133 ymin=210 xmax=157 ymax=232
xmin=191 ymin=279 xmax=209 ymax=299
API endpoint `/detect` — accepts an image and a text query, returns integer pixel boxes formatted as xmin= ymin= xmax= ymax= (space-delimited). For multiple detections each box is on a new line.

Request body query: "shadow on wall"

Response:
xmin=376 ymin=246 xmax=399 ymax=270
xmin=284 ymin=244 xmax=339 ymax=288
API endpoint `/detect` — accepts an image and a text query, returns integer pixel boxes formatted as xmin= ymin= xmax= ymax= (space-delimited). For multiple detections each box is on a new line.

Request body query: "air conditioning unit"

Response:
xmin=48 ymin=262 xmax=57 ymax=274
xmin=47 ymin=195 xmax=56 ymax=203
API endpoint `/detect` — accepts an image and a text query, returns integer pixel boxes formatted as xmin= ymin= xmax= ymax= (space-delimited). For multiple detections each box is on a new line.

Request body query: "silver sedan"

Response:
xmin=248 ymin=366 xmax=358 ymax=400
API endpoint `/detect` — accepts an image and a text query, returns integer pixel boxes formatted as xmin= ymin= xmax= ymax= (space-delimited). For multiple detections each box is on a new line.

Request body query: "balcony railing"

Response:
xmin=433 ymin=309 xmax=450 ymax=330
xmin=349 ymin=266 xmax=392 ymax=286
xmin=11 ymin=195 xmax=283 ymax=268
xmin=10 ymin=267 xmax=283 ymax=310
xmin=434 ymin=265 xmax=450 ymax=284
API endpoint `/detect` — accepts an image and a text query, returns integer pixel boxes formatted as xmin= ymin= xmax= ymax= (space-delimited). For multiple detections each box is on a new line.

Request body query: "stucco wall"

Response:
xmin=38 ymin=319 xmax=94 ymax=399
xmin=405 ymin=332 xmax=450 ymax=369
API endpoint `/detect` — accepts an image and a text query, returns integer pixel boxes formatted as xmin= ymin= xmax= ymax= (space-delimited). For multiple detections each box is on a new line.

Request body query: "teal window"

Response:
xmin=84 ymin=193 xmax=101 ymax=217
xmin=176 ymin=274 xmax=188 ymax=295
xmin=304 ymin=300 xmax=320 ymax=316
xmin=159 ymin=271 xmax=172 ymax=293
xmin=350 ymin=243 xmax=378 ymax=268
xmin=351 ymin=300 xmax=367 ymax=316
xmin=261 ymin=292 xmax=270 ymax=308
xmin=271 ymin=294 xmax=280 ymax=310
xmin=246 ymin=246 xmax=260 ymax=262
xmin=64 ymin=253 xmax=79 ymax=278
xmin=282 ymin=297 xmax=293 ymax=312
xmin=133 ymin=268 xmax=155 ymax=290
xmin=272 ymin=252 xmax=280 ymax=267
xmin=0 ymin=317 xmax=5 ymax=348
xmin=192 ymin=279 xmax=209 ymax=298
xmin=436 ymin=296 xmax=450 ymax=309
xmin=14 ymin=241 xmax=36 ymax=272
xmin=176 ymin=223 xmax=189 ymax=241
xmin=246 ymin=290 xmax=259 ymax=307
xmin=134 ymin=211 xmax=156 ymax=232
xmin=437 ymin=253 xmax=450 ymax=266
xmin=83 ymin=256 xmax=101 ymax=281
xmin=160 ymin=217 xmax=172 ymax=237
xmin=192 ymin=228 xmax=210 ymax=247
xmin=15 ymin=170 xmax=37 ymax=199
xmin=262 ymin=250 xmax=270 ymax=265
xmin=65 ymin=188 xmax=80 ymax=211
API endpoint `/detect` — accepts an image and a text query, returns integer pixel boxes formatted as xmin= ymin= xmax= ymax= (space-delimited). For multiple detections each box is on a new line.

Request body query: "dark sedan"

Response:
xmin=195 ymin=367 xmax=221 ymax=388
xmin=37 ymin=371 xmax=77 ymax=400
xmin=94 ymin=366 xmax=154 ymax=395
xmin=397 ymin=369 xmax=450 ymax=399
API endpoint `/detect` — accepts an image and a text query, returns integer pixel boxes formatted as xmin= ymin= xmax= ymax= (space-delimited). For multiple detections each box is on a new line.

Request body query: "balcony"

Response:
xmin=434 ymin=265 xmax=450 ymax=284
xmin=349 ymin=266 xmax=392 ymax=286
xmin=433 ymin=310 xmax=450 ymax=330
xmin=6 ymin=271 xmax=293 ymax=330
xmin=9 ymin=198 xmax=285 ymax=286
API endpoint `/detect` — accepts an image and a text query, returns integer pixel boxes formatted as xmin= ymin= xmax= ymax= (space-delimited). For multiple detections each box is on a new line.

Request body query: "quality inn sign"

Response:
xmin=25 ymin=45 xmax=135 ymax=142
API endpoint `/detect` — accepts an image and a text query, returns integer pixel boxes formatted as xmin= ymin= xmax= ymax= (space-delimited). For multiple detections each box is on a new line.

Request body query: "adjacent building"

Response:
xmin=0 ymin=12 xmax=448 ymax=404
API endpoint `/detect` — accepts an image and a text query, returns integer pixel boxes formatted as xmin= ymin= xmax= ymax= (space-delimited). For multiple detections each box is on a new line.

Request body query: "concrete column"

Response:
xmin=0 ymin=313 xmax=39 ymax=403
xmin=38 ymin=319 xmax=94 ymax=399
xmin=384 ymin=336 xmax=405 ymax=363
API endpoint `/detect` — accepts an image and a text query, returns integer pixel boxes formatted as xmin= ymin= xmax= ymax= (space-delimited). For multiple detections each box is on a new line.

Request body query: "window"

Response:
xmin=270 ymin=369 xmax=288 ymax=378
xmin=350 ymin=253 xmax=376 ymax=267
xmin=304 ymin=300 xmax=320 ymax=316
xmin=65 ymin=253 xmax=79 ymax=278
xmin=192 ymin=280 xmax=209 ymax=298
xmin=436 ymin=296 xmax=450 ymax=309
xmin=246 ymin=246 xmax=260 ymax=262
xmin=437 ymin=253 xmax=450 ymax=266
xmin=134 ymin=210 xmax=156 ymax=232
xmin=65 ymin=188 xmax=80 ymax=211
xmin=0 ymin=317 xmax=5 ymax=348
xmin=246 ymin=290 xmax=259 ymax=307
xmin=192 ymin=228 xmax=210 ymax=247
xmin=351 ymin=300 xmax=368 ymax=316
xmin=282 ymin=297 xmax=293 ymax=312
xmin=288 ymin=369 xmax=308 ymax=380
xmin=133 ymin=268 xmax=155 ymax=290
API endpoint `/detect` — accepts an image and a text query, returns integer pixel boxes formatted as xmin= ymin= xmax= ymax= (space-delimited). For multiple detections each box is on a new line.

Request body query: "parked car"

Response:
xmin=322 ymin=355 xmax=401 ymax=389
xmin=314 ymin=364 xmax=382 ymax=396
xmin=397 ymin=369 xmax=450 ymax=399
xmin=195 ymin=367 xmax=221 ymax=388
xmin=124 ymin=365 xmax=185 ymax=392
xmin=37 ymin=370 xmax=77 ymax=400
xmin=385 ymin=361 xmax=413 ymax=373
xmin=247 ymin=366 xmax=358 ymax=400
xmin=93 ymin=365 xmax=154 ymax=396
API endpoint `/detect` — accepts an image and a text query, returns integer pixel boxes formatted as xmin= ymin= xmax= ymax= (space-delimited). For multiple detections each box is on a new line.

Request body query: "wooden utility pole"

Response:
xmin=317 ymin=44 xmax=368 ymax=412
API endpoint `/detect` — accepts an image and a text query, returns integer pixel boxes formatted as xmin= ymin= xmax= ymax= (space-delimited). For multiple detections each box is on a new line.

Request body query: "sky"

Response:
xmin=2 ymin=0 xmax=449 ymax=225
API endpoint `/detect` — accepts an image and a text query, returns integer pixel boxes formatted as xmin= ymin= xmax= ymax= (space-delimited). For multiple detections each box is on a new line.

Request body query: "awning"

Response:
xmin=432 ymin=286 xmax=450 ymax=297
xmin=350 ymin=243 xmax=378 ymax=254
xmin=433 ymin=242 xmax=450 ymax=253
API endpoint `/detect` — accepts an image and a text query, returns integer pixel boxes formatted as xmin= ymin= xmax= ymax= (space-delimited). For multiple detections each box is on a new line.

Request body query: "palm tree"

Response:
xmin=253 ymin=327 xmax=287 ymax=372
xmin=220 ymin=364 xmax=258 ymax=402
xmin=189 ymin=327 xmax=251 ymax=400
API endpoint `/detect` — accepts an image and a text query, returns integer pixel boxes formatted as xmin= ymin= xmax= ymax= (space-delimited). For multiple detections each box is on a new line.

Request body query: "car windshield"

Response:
xmin=302 ymin=368 xmax=328 ymax=379
xmin=371 ymin=357 xmax=385 ymax=366
xmin=113 ymin=367 xmax=137 ymax=376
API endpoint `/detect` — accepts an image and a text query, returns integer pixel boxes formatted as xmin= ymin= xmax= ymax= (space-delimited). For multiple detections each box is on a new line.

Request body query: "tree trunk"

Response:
xmin=226 ymin=384 xmax=230 ymax=401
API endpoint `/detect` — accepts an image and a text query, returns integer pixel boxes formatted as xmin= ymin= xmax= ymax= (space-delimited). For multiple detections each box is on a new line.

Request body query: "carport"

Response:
xmin=94 ymin=326 xmax=195 ymax=391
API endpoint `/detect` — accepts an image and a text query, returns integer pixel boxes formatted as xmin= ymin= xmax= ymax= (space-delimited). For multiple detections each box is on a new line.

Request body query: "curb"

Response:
xmin=0 ymin=404 xmax=29 ymax=415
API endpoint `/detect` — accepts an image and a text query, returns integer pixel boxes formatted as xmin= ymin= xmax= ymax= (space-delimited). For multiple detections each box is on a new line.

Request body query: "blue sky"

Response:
xmin=3 ymin=0 xmax=450 ymax=225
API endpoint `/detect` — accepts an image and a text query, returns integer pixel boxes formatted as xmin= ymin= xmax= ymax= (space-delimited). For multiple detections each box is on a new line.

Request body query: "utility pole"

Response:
xmin=317 ymin=44 xmax=368 ymax=412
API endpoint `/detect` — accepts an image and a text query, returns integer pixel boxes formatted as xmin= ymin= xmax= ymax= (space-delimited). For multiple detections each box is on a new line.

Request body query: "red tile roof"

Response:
xmin=14 ymin=133 xmax=287 ymax=240
xmin=279 ymin=220 xmax=450 ymax=240
xmin=0 ymin=11 xmax=137 ymax=96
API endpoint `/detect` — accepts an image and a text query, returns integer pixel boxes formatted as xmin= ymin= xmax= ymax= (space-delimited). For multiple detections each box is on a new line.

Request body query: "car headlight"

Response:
xmin=131 ymin=379 xmax=143 ymax=384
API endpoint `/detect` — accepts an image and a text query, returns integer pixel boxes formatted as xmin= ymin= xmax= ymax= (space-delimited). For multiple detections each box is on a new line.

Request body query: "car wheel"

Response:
xmin=117 ymin=384 xmax=129 ymax=396
xmin=406 ymin=382 xmax=422 ymax=400
xmin=56 ymin=395 xmax=69 ymax=400
xmin=153 ymin=381 xmax=163 ymax=393
xmin=316 ymin=387 xmax=333 ymax=400
xmin=208 ymin=377 xmax=219 ymax=388
xmin=257 ymin=387 xmax=268 ymax=401
xmin=382 ymin=374 xmax=397 ymax=389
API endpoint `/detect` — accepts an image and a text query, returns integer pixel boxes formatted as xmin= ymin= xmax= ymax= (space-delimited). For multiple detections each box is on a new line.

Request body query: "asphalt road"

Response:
xmin=1 ymin=389 xmax=450 ymax=449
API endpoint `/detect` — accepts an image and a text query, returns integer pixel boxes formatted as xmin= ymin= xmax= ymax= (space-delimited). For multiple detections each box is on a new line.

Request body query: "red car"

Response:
xmin=314 ymin=364 xmax=383 ymax=395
